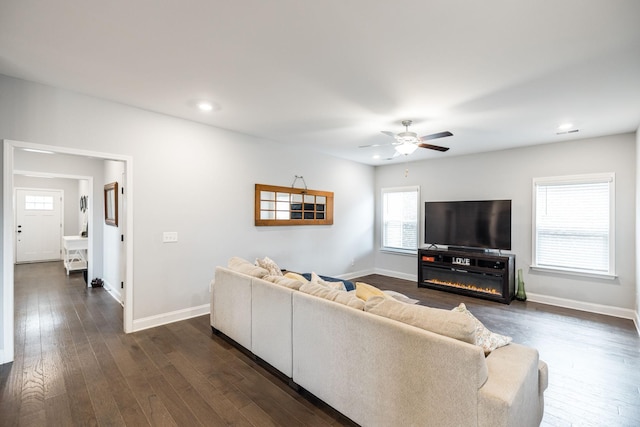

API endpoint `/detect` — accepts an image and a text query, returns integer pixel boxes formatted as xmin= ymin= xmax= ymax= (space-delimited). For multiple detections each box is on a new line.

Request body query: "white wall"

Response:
xmin=0 ymin=74 xmax=375 ymax=340
xmin=103 ymin=160 xmax=125 ymax=300
xmin=13 ymin=175 xmax=80 ymax=237
xmin=375 ymin=133 xmax=636 ymax=311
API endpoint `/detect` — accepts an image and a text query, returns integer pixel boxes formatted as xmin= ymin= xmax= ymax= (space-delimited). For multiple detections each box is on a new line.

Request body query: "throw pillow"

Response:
xmin=301 ymin=273 xmax=355 ymax=291
xmin=365 ymin=296 xmax=476 ymax=344
xmin=452 ymin=303 xmax=512 ymax=355
xmin=311 ymin=272 xmax=346 ymax=291
xmin=284 ymin=272 xmax=309 ymax=283
xmin=263 ymin=275 xmax=303 ymax=290
xmin=227 ymin=256 xmax=269 ymax=278
xmin=382 ymin=290 xmax=419 ymax=304
xmin=255 ymin=256 xmax=283 ymax=276
xmin=299 ymin=282 xmax=364 ymax=310
xmin=355 ymin=282 xmax=389 ymax=301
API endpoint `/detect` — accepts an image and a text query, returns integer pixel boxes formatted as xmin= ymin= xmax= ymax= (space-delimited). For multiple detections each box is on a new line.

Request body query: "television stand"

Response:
xmin=417 ymin=248 xmax=515 ymax=304
xmin=447 ymin=246 xmax=496 ymax=254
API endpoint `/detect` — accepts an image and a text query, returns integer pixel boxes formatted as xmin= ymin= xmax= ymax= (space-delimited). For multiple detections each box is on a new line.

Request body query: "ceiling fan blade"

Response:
xmin=359 ymin=142 xmax=393 ymax=148
xmin=384 ymin=151 xmax=402 ymax=160
xmin=417 ymin=143 xmax=450 ymax=152
xmin=381 ymin=131 xmax=396 ymax=137
xmin=420 ymin=131 xmax=453 ymax=141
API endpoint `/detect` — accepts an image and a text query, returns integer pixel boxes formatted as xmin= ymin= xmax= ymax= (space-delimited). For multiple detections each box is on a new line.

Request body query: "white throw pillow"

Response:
xmin=255 ymin=256 xmax=283 ymax=276
xmin=311 ymin=272 xmax=346 ymax=291
xmin=228 ymin=256 xmax=269 ymax=278
xmin=452 ymin=303 xmax=512 ymax=355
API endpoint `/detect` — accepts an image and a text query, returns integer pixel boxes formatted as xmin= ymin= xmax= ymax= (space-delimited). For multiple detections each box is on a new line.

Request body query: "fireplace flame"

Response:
xmin=426 ymin=279 xmax=501 ymax=296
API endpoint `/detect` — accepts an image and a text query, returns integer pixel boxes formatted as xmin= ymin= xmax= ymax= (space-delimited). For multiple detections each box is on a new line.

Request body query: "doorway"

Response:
xmin=2 ymin=139 xmax=134 ymax=364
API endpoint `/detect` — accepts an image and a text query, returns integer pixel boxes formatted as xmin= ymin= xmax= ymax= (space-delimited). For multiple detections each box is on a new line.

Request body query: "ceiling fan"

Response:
xmin=361 ymin=120 xmax=453 ymax=156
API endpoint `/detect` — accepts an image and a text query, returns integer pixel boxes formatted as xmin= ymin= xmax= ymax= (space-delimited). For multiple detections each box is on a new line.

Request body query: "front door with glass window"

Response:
xmin=15 ymin=189 xmax=63 ymax=263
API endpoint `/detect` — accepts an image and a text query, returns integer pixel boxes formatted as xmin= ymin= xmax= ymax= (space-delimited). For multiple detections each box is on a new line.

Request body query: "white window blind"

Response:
xmin=533 ymin=174 xmax=615 ymax=276
xmin=382 ymin=186 xmax=419 ymax=252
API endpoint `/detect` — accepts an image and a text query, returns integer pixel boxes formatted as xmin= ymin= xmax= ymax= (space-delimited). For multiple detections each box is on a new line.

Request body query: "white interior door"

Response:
xmin=16 ymin=189 xmax=63 ymax=263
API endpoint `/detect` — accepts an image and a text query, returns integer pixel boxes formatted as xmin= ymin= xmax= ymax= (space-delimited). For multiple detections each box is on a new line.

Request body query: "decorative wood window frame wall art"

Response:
xmin=255 ymin=183 xmax=334 ymax=226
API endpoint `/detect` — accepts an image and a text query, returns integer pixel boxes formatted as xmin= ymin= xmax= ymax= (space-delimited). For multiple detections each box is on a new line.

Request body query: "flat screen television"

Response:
xmin=424 ymin=200 xmax=512 ymax=250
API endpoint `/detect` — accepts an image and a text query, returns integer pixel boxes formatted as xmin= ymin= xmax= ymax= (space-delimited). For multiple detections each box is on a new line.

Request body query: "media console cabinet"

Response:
xmin=418 ymin=248 xmax=515 ymax=304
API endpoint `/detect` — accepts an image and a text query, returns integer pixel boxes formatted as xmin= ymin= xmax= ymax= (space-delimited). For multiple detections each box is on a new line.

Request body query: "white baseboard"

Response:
xmin=373 ymin=268 xmax=417 ymax=282
xmin=526 ymin=292 xmax=637 ymax=321
xmin=102 ymin=280 xmax=122 ymax=305
xmin=339 ymin=268 xmax=375 ymax=281
xmin=635 ymin=310 xmax=640 ymax=336
xmin=132 ymin=303 xmax=210 ymax=332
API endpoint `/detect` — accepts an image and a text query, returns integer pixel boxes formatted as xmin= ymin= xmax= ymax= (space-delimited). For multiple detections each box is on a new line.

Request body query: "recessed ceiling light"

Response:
xmin=372 ymin=154 xmax=380 ymax=159
xmin=558 ymin=123 xmax=573 ymax=131
xmin=198 ymin=102 xmax=214 ymax=112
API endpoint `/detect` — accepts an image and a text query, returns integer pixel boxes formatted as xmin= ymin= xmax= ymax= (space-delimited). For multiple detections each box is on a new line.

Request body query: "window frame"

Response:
xmin=531 ymin=173 xmax=616 ymax=279
xmin=380 ymin=185 xmax=420 ymax=254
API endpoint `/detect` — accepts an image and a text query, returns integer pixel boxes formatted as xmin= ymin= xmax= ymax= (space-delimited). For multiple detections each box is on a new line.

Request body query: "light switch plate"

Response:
xmin=162 ymin=231 xmax=178 ymax=243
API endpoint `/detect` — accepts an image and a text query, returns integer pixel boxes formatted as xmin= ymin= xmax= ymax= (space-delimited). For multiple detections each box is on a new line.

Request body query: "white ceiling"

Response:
xmin=1 ymin=0 xmax=639 ymax=165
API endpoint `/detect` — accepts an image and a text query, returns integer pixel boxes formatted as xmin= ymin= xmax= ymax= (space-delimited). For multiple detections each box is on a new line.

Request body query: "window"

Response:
xmin=532 ymin=173 xmax=615 ymax=277
xmin=382 ymin=186 xmax=420 ymax=253
xmin=25 ymin=195 xmax=54 ymax=211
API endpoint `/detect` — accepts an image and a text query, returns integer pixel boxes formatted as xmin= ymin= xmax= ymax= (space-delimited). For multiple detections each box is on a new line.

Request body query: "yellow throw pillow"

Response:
xmin=355 ymin=282 xmax=387 ymax=301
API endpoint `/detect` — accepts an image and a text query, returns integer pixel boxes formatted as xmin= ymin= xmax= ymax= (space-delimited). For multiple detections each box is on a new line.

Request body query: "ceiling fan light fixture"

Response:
xmin=395 ymin=142 xmax=419 ymax=155
xmin=395 ymin=131 xmax=420 ymax=144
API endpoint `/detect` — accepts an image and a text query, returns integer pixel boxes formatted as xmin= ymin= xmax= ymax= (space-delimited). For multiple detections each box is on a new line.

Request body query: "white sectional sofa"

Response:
xmin=210 ymin=260 xmax=548 ymax=426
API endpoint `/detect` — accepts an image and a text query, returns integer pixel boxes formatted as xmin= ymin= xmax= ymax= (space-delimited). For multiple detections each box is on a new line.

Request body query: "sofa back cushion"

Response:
xmin=364 ymin=296 xmax=475 ymax=344
xmin=299 ymin=282 xmax=365 ymax=310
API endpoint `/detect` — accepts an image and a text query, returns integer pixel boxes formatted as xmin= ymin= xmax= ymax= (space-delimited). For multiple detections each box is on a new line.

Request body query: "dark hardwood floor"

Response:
xmin=1 ymin=264 xmax=639 ymax=426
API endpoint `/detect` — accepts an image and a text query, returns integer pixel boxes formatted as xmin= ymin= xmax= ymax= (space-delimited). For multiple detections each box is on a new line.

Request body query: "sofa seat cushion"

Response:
xmin=228 ymin=256 xmax=269 ymax=278
xmin=364 ymin=296 xmax=476 ymax=344
xmin=299 ymin=282 xmax=364 ymax=310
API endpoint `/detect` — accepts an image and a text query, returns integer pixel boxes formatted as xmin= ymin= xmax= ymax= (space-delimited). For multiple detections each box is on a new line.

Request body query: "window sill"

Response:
xmin=380 ymin=248 xmax=418 ymax=256
xmin=530 ymin=265 xmax=617 ymax=280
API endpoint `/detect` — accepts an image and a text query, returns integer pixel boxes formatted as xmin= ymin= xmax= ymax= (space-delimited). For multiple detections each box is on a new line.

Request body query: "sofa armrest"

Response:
xmin=478 ymin=343 xmax=545 ymax=427
xmin=538 ymin=360 xmax=548 ymax=392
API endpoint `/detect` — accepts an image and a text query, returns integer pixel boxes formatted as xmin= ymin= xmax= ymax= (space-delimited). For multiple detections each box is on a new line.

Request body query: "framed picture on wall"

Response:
xmin=104 ymin=182 xmax=118 ymax=226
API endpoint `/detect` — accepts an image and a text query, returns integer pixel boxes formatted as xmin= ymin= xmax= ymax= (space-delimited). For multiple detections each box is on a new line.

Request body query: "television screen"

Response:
xmin=424 ymin=200 xmax=512 ymax=250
